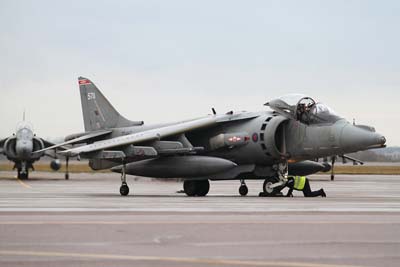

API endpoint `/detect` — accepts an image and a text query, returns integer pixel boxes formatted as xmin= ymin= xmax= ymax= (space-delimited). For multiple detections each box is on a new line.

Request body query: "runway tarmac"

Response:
xmin=0 ymin=171 xmax=399 ymax=267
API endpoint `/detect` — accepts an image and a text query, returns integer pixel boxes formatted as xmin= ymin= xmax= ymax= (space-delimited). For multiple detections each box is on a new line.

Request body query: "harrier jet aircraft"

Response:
xmin=0 ymin=118 xmax=68 ymax=179
xmin=36 ymin=77 xmax=386 ymax=196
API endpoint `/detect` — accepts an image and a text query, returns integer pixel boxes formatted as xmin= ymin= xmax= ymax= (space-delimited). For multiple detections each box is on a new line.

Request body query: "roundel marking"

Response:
xmin=252 ymin=133 xmax=258 ymax=142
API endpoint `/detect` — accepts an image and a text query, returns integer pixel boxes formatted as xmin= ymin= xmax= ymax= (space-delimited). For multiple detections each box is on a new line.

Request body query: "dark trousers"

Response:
xmin=302 ymin=179 xmax=324 ymax=197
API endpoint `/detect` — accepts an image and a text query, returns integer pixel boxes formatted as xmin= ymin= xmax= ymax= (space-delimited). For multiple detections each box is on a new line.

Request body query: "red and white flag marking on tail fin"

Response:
xmin=78 ymin=79 xmax=91 ymax=85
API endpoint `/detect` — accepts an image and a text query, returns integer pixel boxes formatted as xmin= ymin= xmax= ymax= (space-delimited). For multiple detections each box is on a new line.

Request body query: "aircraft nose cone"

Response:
xmin=340 ymin=124 xmax=386 ymax=151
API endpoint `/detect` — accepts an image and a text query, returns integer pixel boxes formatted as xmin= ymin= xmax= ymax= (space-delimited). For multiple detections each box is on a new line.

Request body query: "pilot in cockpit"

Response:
xmin=296 ymin=103 xmax=311 ymax=123
xmin=296 ymin=98 xmax=316 ymax=124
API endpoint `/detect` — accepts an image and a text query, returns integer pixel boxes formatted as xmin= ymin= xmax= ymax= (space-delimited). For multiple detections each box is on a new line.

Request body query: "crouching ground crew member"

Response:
xmin=285 ymin=176 xmax=326 ymax=197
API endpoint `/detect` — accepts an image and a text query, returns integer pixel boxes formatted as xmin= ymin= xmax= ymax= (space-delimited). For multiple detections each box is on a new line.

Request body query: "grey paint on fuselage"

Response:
xmin=15 ymin=126 xmax=35 ymax=160
xmin=86 ymin=109 xmax=384 ymax=169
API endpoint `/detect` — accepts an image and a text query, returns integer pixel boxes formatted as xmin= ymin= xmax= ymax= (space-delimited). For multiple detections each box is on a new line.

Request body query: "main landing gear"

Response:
xmin=183 ymin=180 xmax=210 ymax=196
xmin=239 ymin=179 xmax=248 ymax=196
xmin=119 ymin=162 xmax=130 ymax=196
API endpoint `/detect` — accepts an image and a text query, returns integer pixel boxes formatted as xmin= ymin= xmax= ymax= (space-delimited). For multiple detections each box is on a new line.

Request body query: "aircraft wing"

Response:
xmin=41 ymin=139 xmax=63 ymax=149
xmin=59 ymin=116 xmax=219 ymax=157
xmin=216 ymin=112 xmax=259 ymax=123
xmin=34 ymin=130 xmax=112 ymax=153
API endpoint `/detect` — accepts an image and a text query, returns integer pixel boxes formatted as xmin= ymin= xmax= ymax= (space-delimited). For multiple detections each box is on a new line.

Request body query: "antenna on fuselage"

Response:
xmin=212 ymin=108 xmax=216 ymax=115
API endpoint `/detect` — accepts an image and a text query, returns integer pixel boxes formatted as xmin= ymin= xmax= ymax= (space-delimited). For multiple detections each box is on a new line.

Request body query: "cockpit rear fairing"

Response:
xmin=265 ymin=94 xmax=342 ymax=125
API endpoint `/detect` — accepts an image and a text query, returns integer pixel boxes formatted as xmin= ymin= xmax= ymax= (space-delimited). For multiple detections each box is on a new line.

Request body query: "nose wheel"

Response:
xmin=260 ymin=176 xmax=285 ymax=197
xmin=119 ymin=162 xmax=130 ymax=196
xmin=239 ymin=180 xmax=248 ymax=196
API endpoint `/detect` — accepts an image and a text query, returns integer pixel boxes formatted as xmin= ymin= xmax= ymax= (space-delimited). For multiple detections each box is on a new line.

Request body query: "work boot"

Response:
xmin=321 ymin=189 xmax=326 ymax=197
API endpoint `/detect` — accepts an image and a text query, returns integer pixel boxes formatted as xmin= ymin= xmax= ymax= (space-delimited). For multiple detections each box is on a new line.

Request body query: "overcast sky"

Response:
xmin=0 ymin=0 xmax=399 ymax=146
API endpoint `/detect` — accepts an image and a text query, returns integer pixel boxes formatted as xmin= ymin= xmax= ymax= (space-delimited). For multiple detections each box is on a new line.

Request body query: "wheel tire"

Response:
xmin=183 ymin=180 xmax=197 ymax=196
xmin=19 ymin=172 xmax=28 ymax=180
xmin=239 ymin=185 xmax=248 ymax=196
xmin=65 ymin=173 xmax=69 ymax=180
xmin=196 ymin=180 xmax=210 ymax=197
xmin=262 ymin=176 xmax=280 ymax=196
xmin=120 ymin=183 xmax=129 ymax=196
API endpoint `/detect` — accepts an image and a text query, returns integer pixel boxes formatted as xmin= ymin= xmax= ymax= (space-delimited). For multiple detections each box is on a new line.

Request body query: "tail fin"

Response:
xmin=78 ymin=77 xmax=143 ymax=131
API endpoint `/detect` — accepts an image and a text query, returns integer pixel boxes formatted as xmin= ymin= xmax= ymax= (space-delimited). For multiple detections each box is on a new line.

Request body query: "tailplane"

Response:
xmin=78 ymin=77 xmax=143 ymax=131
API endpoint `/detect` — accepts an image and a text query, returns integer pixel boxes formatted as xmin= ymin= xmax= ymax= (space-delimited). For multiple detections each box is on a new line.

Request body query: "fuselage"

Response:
xmin=88 ymin=110 xmax=385 ymax=170
xmin=15 ymin=127 xmax=34 ymax=160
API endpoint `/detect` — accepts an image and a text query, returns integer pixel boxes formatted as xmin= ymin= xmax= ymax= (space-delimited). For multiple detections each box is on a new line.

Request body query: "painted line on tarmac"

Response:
xmin=16 ymin=178 xmax=31 ymax=189
xmin=0 ymin=250 xmax=363 ymax=267
xmin=0 ymin=220 xmax=397 ymax=225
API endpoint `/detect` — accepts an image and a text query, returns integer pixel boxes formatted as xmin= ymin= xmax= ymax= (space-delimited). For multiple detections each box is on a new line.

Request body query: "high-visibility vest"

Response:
xmin=293 ymin=176 xmax=306 ymax=190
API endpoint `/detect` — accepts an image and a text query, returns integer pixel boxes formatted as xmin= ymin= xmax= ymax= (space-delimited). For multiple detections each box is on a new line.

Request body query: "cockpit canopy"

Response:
xmin=16 ymin=121 xmax=33 ymax=132
xmin=265 ymin=94 xmax=342 ymax=125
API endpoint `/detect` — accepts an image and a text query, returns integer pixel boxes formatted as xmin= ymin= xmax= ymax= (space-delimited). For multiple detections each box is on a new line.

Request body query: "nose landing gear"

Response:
xmin=65 ymin=156 xmax=70 ymax=180
xmin=261 ymin=176 xmax=283 ymax=197
xmin=16 ymin=161 xmax=29 ymax=179
xmin=17 ymin=169 xmax=29 ymax=180
xmin=259 ymin=162 xmax=287 ymax=197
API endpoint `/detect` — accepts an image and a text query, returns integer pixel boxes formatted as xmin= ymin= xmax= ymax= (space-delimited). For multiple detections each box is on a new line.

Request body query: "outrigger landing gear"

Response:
xmin=119 ymin=162 xmax=129 ymax=196
xmin=120 ymin=182 xmax=129 ymax=196
xmin=330 ymin=156 xmax=336 ymax=181
xmin=65 ymin=156 xmax=70 ymax=180
xmin=239 ymin=179 xmax=248 ymax=196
